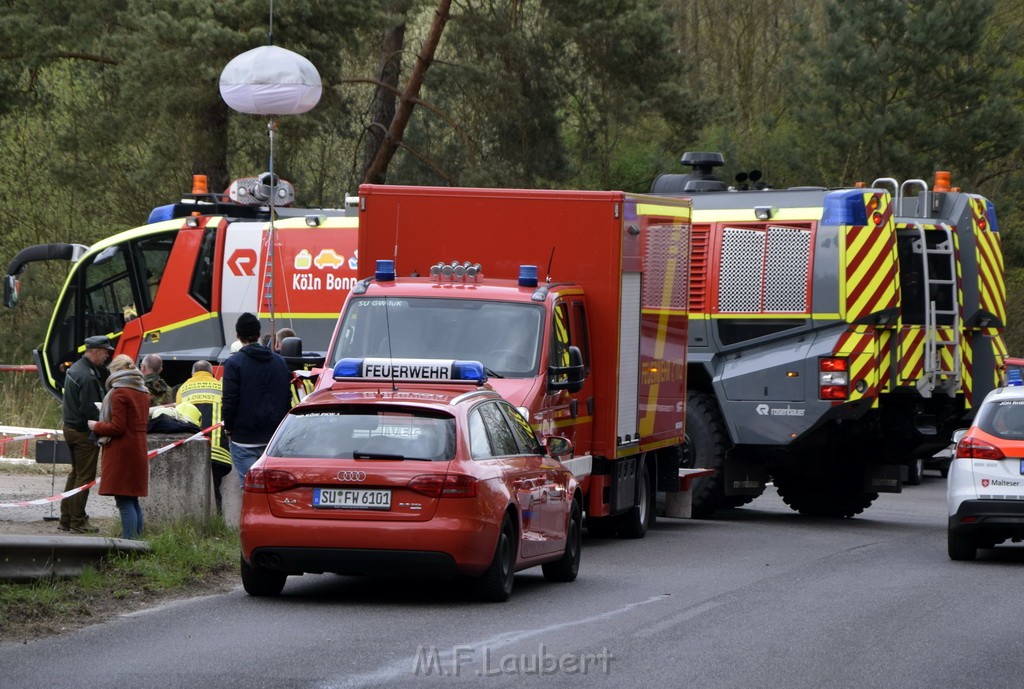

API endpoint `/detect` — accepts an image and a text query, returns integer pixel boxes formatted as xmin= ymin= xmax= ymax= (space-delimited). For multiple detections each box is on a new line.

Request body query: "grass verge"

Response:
xmin=0 ymin=517 xmax=240 ymax=643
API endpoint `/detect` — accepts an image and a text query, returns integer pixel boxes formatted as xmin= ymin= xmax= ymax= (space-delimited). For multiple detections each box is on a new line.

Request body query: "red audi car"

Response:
xmin=240 ymin=357 xmax=581 ymax=601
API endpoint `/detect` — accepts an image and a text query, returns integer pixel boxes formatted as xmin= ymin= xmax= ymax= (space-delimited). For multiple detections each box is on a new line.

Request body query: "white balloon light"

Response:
xmin=219 ymin=45 xmax=322 ymax=116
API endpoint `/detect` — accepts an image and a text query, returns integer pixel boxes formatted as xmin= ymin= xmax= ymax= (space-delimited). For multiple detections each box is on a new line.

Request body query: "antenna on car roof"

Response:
xmin=386 ymin=204 xmax=399 ymax=391
xmin=546 ymin=247 xmax=556 ymax=283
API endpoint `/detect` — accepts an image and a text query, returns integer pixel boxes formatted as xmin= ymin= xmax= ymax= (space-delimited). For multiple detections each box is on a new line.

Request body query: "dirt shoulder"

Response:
xmin=0 ymin=464 xmax=240 ymax=645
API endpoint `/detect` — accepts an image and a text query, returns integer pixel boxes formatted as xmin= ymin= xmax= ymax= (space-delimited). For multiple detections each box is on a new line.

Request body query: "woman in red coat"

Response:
xmin=88 ymin=354 xmax=150 ymax=539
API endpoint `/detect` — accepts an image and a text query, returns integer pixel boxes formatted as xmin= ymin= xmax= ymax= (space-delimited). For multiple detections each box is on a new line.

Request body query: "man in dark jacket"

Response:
xmin=222 ymin=313 xmax=292 ymax=487
xmin=59 ymin=335 xmax=114 ymax=533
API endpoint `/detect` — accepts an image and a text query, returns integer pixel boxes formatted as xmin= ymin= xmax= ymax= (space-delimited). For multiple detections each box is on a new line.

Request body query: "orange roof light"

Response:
xmin=192 ymin=174 xmax=209 ymax=194
xmin=933 ymin=170 xmax=951 ymax=193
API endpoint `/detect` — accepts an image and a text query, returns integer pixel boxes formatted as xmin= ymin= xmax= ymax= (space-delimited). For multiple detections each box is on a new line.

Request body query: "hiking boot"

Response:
xmin=70 ymin=522 xmax=100 ymax=534
xmin=57 ymin=523 xmax=71 ymax=532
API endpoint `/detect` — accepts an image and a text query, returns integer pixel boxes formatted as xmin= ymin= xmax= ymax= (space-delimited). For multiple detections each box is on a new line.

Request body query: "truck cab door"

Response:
xmin=538 ymin=298 xmax=593 ymax=475
xmin=129 ymin=227 xmax=219 ymax=366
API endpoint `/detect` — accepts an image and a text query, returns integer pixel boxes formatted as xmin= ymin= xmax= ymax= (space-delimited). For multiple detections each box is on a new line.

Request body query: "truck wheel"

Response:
xmin=683 ymin=391 xmax=731 ymax=518
xmin=947 ymin=530 xmax=978 ymax=561
xmin=475 ymin=515 xmax=516 ymax=602
xmin=240 ymin=554 xmax=287 ymax=597
xmin=617 ymin=462 xmax=653 ymax=539
xmin=543 ymin=500 xmax=582 ymax=582
xmin=773 ymin=466 xmax=877 ymax=518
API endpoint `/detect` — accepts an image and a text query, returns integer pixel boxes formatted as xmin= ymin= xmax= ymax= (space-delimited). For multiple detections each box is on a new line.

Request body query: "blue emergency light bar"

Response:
xmin=821 ymin=190 xmax=869 ymax=226
xmin=1007 ymin=367 xmax=1023 ymax=386
xmin=334 ymin=357 xmax=487 ymax=384
xmin=518 ymin=265 xmax=538 ymax=288
xmin=375 ymin=260 xmax=396 ymax=282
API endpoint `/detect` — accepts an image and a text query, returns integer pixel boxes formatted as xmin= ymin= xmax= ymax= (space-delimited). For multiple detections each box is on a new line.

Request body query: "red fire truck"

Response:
xmin=320 ymin=185 xmax=693 ymax=537
xmin=4 ymin=173 xmax=358 ymax=396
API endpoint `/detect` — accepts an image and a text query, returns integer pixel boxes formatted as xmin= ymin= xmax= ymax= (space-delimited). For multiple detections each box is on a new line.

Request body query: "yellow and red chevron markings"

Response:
xmin=971 ymin=197 xmax=1006 ymax=325
xmin=843 ymin=192 xmax=898 ymax=321
xmin=834 ymin=327 xmax=881 ymax=405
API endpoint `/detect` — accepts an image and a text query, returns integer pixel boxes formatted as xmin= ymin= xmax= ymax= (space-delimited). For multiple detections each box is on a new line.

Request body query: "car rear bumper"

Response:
xmin=948 ymin=499 xmax=1024 ymax=539
xmin=248 ymin=546 xmax=462 ymax=578
xmin=241 ymin=514 xmax=499 ymax=577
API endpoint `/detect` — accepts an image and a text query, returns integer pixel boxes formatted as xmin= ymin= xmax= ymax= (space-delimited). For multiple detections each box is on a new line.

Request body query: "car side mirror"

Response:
xmin=545 ymin=435 xmax=573 ymax=458
xmin=279 ymin=336 xmax=326 ymax=371
xmin=547 ymin=345 xmax=585 ymax=394
xmin=3 ymin=275 xmax=19 ymax=308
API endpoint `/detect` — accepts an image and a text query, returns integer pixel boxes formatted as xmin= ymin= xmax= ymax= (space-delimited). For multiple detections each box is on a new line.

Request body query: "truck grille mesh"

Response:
xmin=718 ymin=226 xmax=811 ymax=313
xmin=719 ymin=228 xmax=766 ymax=311
xmin=764 ymin=226 xmax=811 ymax=312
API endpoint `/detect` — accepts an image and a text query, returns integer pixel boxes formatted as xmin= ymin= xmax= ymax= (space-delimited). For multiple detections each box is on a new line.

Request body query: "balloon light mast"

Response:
xmin=218 ymin=0 xmax=322 ymax=338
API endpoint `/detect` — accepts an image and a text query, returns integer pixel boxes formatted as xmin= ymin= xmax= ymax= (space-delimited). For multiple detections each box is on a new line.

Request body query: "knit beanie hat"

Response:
xmin=236 ymin=312 xmax=261 ymax=341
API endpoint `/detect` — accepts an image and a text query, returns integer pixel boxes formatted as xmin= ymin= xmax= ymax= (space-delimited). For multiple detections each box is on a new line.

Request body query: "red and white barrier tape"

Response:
xmin=0 ymin=422 xmax=223 ymax=509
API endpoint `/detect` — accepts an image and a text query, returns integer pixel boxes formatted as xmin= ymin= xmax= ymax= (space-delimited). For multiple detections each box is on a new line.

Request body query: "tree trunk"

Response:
xmin=362 ymin=0 xmax=451 ymax=184
xmin=361 ymin=5 xmax=410 ymax=181
xmin=193 ymin=99 xmax=231 ymax=193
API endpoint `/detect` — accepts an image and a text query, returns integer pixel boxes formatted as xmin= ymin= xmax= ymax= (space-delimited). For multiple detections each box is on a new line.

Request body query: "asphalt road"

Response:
xmin=3 ymin=472 xmax=1022 ymax=689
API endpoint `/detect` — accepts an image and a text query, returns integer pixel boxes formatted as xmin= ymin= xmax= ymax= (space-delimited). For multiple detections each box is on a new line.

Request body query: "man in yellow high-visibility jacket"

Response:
xmin=176 ymin=360 xmax=232 ymax=514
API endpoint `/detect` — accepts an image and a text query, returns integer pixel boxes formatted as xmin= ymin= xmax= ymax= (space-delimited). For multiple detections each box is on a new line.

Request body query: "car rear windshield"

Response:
xmin=975 ymin=398 xmax=1024 ymax=440
xmin=268 ymin=406 xmax=457 ymax=460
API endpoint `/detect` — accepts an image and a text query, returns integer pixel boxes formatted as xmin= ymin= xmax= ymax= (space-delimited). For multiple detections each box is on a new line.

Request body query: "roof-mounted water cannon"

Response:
xmin=229 ymin=173 xmax=296 ymax=207
xmin=650 ymin=151 xmax=730 ymax=194
xmin=429 ymin=261 xmax=483 ymax=282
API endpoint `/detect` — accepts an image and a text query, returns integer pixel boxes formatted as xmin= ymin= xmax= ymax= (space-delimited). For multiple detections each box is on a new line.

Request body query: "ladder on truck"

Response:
xmin=910 ymin=221 xmax=961 ymax=398
xmin=876 ymin=177 xmax=962 ymax=399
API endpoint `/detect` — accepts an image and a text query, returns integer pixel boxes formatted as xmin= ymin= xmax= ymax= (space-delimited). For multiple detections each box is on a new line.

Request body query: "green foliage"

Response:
xmin=1 ymin=0 xmax=1024 ymax=373
xmin=0 ymin=372 xmax=61 ymax=429
xmin=790 ymin=0 xmax=1024 ymax=187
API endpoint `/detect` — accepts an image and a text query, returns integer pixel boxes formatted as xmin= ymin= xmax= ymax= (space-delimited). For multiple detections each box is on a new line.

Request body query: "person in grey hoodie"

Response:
xmin=222 ymin=313 xmax=293 ymax=487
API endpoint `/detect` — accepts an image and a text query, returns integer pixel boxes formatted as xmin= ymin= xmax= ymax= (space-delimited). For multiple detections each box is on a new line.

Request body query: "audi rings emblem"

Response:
xmin=337 ymin=470 xmax=367 ymax=482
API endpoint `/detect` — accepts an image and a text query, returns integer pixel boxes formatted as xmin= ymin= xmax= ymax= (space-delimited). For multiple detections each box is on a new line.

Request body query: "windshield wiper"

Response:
xmin=352 ymin=451 xmax=405 ymax=459
xmin=484 ymin=367 xmax=504 ymax=379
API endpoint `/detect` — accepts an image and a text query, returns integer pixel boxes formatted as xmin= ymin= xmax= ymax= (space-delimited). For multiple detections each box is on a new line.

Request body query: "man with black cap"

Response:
xmin=222 ymin=313 xmax=292 ymax=487
xmin=59 ymin=335 xmax=114 ymax=533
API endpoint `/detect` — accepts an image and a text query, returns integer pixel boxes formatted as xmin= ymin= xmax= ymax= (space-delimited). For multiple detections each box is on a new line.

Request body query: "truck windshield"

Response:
xmin=332 ymin=297 xmax=545 ymax=377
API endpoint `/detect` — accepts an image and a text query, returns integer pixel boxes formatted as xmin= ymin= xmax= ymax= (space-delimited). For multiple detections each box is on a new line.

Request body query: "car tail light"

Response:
xmin=408 ymin=473 xmax=478 ymax=498
xmin=244 ymin=468 xmax=298 ymax=493
xmin=819 ymin=357 xmax=849 ymax=400
xmin=955 ymin=436 xmax=1005 ymax=460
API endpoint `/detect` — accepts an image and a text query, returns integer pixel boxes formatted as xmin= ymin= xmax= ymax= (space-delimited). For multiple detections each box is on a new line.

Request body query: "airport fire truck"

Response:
xmin=651 ymin=153 xmax=1007 ymax=517
xmin=4 ymin=173 xmax=359 ymax=398
xmin=320 ymin=185 xmax=693 ymax=537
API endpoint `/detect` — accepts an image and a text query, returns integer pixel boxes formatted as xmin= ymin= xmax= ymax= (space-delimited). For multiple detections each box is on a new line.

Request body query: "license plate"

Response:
xmin=313 ymin=488 xmax=391 ymax=510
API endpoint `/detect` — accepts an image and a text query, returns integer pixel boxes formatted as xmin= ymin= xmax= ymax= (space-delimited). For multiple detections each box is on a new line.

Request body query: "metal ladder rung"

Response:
xmin=929 ymin=279 xmax=956 ymax=285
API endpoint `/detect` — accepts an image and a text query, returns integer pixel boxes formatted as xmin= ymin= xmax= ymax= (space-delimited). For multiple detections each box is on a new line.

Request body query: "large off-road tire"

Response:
xmin=947 ymin=530 xmax=978 ymax=561
xmin=617 ymin=461 xmax=654 ymax=539
xmin=240 ymin=554 xmax=288 ymax=597
xmin=475 ymin=515 xmax=516 ymax=602
xmin=682 ymin=391 xmax=731 ymax=518
xmin=543 ymin=500 xmax=582 ymax=582
xmin=773 ymin=465 xmax=878 ymax=518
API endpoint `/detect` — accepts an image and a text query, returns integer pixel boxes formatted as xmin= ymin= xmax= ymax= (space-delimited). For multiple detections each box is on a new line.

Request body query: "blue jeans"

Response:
xmin=230 ymin=442 xmax=267 ymax=488
xmin=114 ymin=496 xmax=144 ymax=540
